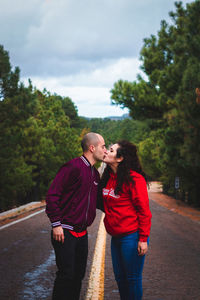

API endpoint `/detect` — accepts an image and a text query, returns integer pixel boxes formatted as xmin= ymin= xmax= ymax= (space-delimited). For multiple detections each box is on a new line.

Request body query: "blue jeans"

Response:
xmin=111 ymin=231 xmax=149 ymax=300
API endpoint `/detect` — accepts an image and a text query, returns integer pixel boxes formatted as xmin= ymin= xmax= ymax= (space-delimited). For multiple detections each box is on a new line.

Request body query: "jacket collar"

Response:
xmin=80 ymin=155 xmax=91 ymax=167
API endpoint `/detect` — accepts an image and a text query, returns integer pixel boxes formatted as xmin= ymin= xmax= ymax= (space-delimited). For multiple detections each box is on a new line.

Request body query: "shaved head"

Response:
xmin=81 ymin=132 xmax=101 ymax=152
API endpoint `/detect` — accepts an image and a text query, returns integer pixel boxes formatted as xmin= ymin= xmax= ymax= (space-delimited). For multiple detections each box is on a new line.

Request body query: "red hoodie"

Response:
xmin=102 ymin=170 xmax=152 ymax=242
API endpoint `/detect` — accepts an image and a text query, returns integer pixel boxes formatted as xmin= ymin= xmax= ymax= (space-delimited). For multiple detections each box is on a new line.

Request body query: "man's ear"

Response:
xmin=89 ymin=145 xmax=95 ymax=153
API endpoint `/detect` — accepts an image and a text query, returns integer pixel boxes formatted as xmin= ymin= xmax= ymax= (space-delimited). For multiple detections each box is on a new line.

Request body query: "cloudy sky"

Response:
xmin=0 ymin=0 xmax=193 ymax=117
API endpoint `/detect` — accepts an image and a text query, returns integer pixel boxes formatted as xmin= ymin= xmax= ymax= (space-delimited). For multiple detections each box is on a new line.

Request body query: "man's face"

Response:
xmin=93 ymin=135 xmax=107 ymax=162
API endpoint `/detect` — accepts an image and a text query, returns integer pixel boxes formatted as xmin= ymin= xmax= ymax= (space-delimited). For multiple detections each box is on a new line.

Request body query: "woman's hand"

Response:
xmin=53 ymin=226 xmax=65 ymax=243
xmin=138 ymin=241 xmax=148 ymax=256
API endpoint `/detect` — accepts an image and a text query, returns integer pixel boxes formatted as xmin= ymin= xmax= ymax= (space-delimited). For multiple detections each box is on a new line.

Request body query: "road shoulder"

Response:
xmin=148 ymin=182 xmax=200 ymax=223
xmin=0 ymin=201 xmax=46 ymax=226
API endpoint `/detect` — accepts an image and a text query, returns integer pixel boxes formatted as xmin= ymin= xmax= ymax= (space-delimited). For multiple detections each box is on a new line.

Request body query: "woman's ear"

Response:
xmin=117 ymin=156 xmax=124 ymax=163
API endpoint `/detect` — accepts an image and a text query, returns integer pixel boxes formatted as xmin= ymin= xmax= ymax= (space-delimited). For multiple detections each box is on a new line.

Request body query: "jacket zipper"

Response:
xmin=85 ymin=166 xmax=94 ymax=224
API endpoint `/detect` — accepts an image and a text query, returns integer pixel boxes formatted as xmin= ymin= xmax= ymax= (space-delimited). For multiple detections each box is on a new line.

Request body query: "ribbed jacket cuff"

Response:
xmin=51 ymin=221 xmax=61 ymax=227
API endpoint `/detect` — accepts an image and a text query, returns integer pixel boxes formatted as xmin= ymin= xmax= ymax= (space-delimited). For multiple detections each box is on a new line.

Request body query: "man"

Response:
xmin=46 ymin=132 xmax=107 ymax=300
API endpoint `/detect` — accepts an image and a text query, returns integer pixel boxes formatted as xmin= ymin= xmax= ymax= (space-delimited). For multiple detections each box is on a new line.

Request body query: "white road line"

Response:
xmin=86 ymin=213 xmax=107 ymax=300
xmin=0 ymin=209 xmax=45 ymax=230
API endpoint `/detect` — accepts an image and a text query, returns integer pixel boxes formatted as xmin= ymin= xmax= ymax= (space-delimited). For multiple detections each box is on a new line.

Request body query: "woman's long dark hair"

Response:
xmin=100 ymin=140 xmax=147 ymax=195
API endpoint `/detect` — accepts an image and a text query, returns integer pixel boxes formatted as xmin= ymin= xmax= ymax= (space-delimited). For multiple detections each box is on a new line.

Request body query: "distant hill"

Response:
xmin=105 ymin=113 xmax=130 ymax=121
xmin=82 ymin=113 xmax=130 ymax=121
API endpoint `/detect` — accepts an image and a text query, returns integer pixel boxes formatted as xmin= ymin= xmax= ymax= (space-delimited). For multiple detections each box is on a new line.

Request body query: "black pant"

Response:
xmin=51 ymin=229 xmax=88 ymax=300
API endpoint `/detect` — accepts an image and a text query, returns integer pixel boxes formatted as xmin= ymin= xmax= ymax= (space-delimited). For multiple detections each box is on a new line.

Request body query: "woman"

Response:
xmin=99 ymin=140 xmax=152 ymax=300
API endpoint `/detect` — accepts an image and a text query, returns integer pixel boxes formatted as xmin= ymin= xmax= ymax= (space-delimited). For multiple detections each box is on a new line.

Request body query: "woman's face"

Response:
xmin=103 ymin=143 xmax=120 ymax=165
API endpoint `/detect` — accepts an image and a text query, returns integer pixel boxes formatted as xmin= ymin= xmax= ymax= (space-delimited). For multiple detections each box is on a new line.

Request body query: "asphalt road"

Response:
xmin=0 ymin=199 xmax=200 ymax=300
xmin=0 ymin=209 xmax=102 ymax=300
xmin=141 ymin=200 xmax=200 ymax=300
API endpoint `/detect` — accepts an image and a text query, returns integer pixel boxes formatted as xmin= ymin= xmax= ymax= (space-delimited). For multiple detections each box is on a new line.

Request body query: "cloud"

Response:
xmin=1 ymin=0 xmax=192 ymax=78
xmin=52 ymin=86 xmax=129 ymax=118
xmin=27 ymin=79 xmax=129 ymax=118
xmin=26 ymin=57 xmax=139 ymax=117
xmin=30 ymin=57 xmax=140 ymax=86
xmin=1 ymin=0 xmax=193 ymax=117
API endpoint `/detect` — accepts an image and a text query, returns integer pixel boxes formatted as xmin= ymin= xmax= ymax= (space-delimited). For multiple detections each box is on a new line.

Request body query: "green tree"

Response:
xmin=0 ymin=46 xmax=82 ymax=211
xmin=111 ymin=1 xmax=200 ymax=206
xmin=0 ymin=45 xmax=20 ymax=99
xmin=0 ymin=84 xmax=39 ymax=209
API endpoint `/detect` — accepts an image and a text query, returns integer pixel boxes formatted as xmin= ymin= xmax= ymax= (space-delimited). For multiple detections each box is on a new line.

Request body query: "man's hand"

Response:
xmin=138 ymin=241 xmax=148 ymax=256
xmin=53 ymin=226 xmax=64 ymax=243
